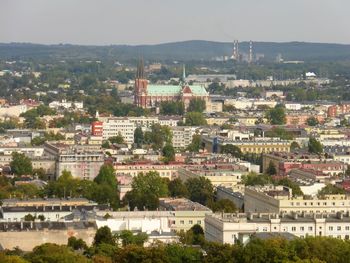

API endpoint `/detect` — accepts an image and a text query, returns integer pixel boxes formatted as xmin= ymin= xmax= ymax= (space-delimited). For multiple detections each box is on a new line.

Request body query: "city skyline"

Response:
xmin=1 ymin=0 xmax=350 ymax=45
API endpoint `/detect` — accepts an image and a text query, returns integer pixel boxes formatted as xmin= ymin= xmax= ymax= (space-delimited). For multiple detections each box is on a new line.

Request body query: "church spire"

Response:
xmin=136 ymin=57 xmax=145 ymax=79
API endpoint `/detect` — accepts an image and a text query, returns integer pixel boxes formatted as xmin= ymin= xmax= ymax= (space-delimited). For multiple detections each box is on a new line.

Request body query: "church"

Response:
xmin=134 ymin=61 xmax=209 ymax=109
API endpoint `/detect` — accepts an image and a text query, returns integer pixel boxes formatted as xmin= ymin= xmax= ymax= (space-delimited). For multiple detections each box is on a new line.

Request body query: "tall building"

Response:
xmin=134 ymin=61 xmax=209 ymax=109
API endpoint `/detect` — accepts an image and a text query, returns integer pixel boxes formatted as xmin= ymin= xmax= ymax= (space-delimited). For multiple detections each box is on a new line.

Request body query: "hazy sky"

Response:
xmin=1 ymin=0 xmax=349 ymax=45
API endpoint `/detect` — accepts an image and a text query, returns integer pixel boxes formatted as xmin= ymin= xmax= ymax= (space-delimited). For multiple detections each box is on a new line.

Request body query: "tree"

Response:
xmin=160 ymin=101 xmax=184 ymax=115
xmin=134 ymin=127 xmax=144 ymax=148
xmin=168 ymin=178 xmax=189 ymax=198
xmin=179 ymin=224 xmax=205 ymax=246
xmin=242 ymin=172 xmax=273 ymax=186
xmin=221 ymin=144 xmax=242 ymax=158
xmin=25 ymin=243 xmax=89 ymax=263
xmin=187 ymin=134 xmax=202 ymax=152
xmin=94 ymin=164 xmax=117 ymax=189
xmin=94 ymin=226 xmax=115 ymax=246
xmin=145 ymin=124 xmax=172 ymax=150
xmin=185 ymin=177 xmax=214 ymax=206
xmin=117 ymin=230 xmax=148 ymax=247
xmin=24 ymin=214 xmax=35 ymax=221
xmin=290 ymin=141 xmax=300 ymax=151
xmin=67 ymin=236 xmax=87 ymax=251
xmin=308 ymin=137 xmax=323 ymax=154
xmin=318 ymin=184 xmax=345 ymax=197
xmin=188 ymin=99 xmax=206 ymax=112
xmin=185 ymin=112 xmax=207 ymax=126
xmin=306 ymin=116 xmax=319 ymax=126
xmin=162 ymin=143 xmax=175 ymax=163
xmin=266 ymin=105 xmax=286 ymax=125
xmin=93 ymin=164 xmax=119 ymax=209
xmin=209 ymin=199 xmax=237 ymax=213
xmin=108 ymin=134 xmax=124 ymax=144
xmin=345 ymin=166 xmax=350 ymax=177
xmin=10 ymin=152 xmax=33 ymax=176
xmin=124 ymin=171 xmax=169 ymax=210
xmin=266 ymin=161 xmax=277 ymax=175
xmin=276 ymin=178 xmax=303 ymax=197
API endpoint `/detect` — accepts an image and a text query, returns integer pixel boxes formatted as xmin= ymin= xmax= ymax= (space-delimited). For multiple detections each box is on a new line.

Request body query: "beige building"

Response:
xmin=114 ymin=164 xmax=179 ymax=180
xmin=245 ymin=185 xmax=350 ymax=214
xmin=205 ymin=212 xmax=350 ymax=245
xmin=159 ymin=198 xmax=212 ymax=232
xmin=177 ymin=165 xmax=245 ymax=189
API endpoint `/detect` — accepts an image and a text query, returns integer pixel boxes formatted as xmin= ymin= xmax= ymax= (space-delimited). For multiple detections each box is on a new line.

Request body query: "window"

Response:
xmin=263 ymin=227 xmax=268 ymax=232
xmin=292 ymin=227 xmax=296 ymax=232
xmin=329 ymin=226 xmax=334 ymax=231
xmin=189 ymin=220 xmax=193 ymax=225
xmin=180 ymin=220 xmax=184 ymax=225
xmin=308 ymin=226 xmax=313 ymax=231
xmin=337 ymin=226 xmax=341 ymax=231
xmin=300 ymin=227 xmax=304 ymax=231
xmin=197 ymin=220 xmax=201 ymax=225
xmin=346 ymin=226 xmax=350 ymax=231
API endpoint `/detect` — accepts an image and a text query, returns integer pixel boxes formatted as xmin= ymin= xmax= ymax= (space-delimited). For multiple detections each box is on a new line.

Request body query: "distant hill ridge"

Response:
xmin=0 ymin=40 xmax=350 ymax=61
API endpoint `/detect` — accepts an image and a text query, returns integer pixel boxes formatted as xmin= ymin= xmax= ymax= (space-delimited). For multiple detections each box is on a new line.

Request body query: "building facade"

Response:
xmin=134 ymin=62 xmax=209 ymax=109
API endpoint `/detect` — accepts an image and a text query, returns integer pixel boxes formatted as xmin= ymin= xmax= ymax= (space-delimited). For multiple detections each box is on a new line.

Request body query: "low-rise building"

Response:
xmin=205 ymin=212 xmax=350 ymax=245
xmin=244 ymin=185 xmax=350 ymax=214
xmin=159 ymin=198 xmax=212 ymax=231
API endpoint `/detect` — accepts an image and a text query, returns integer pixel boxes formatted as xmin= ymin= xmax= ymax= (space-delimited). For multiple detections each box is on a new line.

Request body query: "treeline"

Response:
xmin=1 ymin=235 xmax=350 ymax=262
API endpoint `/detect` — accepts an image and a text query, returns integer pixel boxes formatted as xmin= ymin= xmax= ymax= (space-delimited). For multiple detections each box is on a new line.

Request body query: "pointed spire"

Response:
xmin=136 ymin=57 xmax=145 ymax=79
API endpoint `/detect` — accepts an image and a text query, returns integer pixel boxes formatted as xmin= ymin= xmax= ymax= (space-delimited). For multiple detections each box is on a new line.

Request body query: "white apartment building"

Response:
xmin=171 ymin=127 xmax=198 ymax=149
xmin=102 ymin=118 xmax=135 ymax=146
xmin=95 ymin=211 xmax=179 ymax=245
xmin=49 ymin=100 xmax=83 ymax=110
xmin=205 ymin=212 xmax=350 ymax=244
xmin=245 ymin=185 xmax=350 ymax=214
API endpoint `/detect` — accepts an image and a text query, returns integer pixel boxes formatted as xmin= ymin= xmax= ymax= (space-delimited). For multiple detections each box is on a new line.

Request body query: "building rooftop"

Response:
xmin=159 ymin=198 xmax=211 ymax=212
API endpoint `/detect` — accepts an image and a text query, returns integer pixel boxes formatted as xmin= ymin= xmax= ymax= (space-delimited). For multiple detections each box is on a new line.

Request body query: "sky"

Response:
xmin=1 ymin=0 xmax=349 ymax=45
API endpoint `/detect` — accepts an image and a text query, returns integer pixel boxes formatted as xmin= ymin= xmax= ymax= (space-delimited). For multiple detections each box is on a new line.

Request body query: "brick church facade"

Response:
xmin=134 ymin=61 xmax=209 ymax=109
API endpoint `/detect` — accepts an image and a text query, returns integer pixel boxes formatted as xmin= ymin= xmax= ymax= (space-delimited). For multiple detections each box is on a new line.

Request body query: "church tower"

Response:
xmin=134 ymin=58 xmax=148 ymax=108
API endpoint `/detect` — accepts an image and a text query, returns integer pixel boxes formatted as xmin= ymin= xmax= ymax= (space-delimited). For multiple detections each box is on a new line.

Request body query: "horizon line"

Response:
xmin=1 ymin=39 xmax=350 ymax=47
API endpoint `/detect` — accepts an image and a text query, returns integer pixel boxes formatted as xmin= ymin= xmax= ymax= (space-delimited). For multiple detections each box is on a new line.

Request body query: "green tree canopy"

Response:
xmin=266 ymin=105 xmax=286 ymax=125
xmin=160 ymin=101 xmax=184 ymax=115
xmin=168 ymin=178 xmax=189 ymax=198
xmin=185 ymin=112 xmax=207 ymax=126
xmin=266 ymin=161 xmax=277 ymax=176
xmin=221 ymin=144 xmax=243 ymax=158
xmin=10 ymin=152 xmax=33 ymax=176
xmin=133 ymin=127 xmax=144 ymax=148
xmin=162 ymin=143 xmax=175 ymax=163
xmin=124 ymin=171 xmax=169 ymax=210
xmin=308 ymin=137 xmax=323 ymax=154
xmin=188 ymin=98 xmax=206 ymax=113
xmin=209 ymin=198 xmax=237 ymax=213
xmin=185 ymin=177 xmax=214 ymax=206
xmin=94 ymin=226 xmax=115 ymax=246
xmin=306 ymin=116 xmax=320 ymax=126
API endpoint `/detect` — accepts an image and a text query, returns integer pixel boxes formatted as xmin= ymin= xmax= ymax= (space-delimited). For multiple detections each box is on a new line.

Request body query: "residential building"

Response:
xmin=171 ymin=126 xmax=198 ymax=149
xmin=44 ymin=143 xmax=104 ymax=180
xmin=244 ymin=185 xmax=350 ymax=214
xmin=177 ymin=164 xmax=246 ymax=188
xmin=205 ymin=212 xmax=350 ymax=245
xmin=159 ymin=198 xmax=212 ymax=231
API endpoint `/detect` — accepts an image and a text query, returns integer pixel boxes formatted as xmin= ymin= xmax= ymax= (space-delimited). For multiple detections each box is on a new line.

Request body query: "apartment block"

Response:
xmin=244 ymin=185 xmax=350 ymax=214
xmin=205 ymin=212 xmax=350 ymax=245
